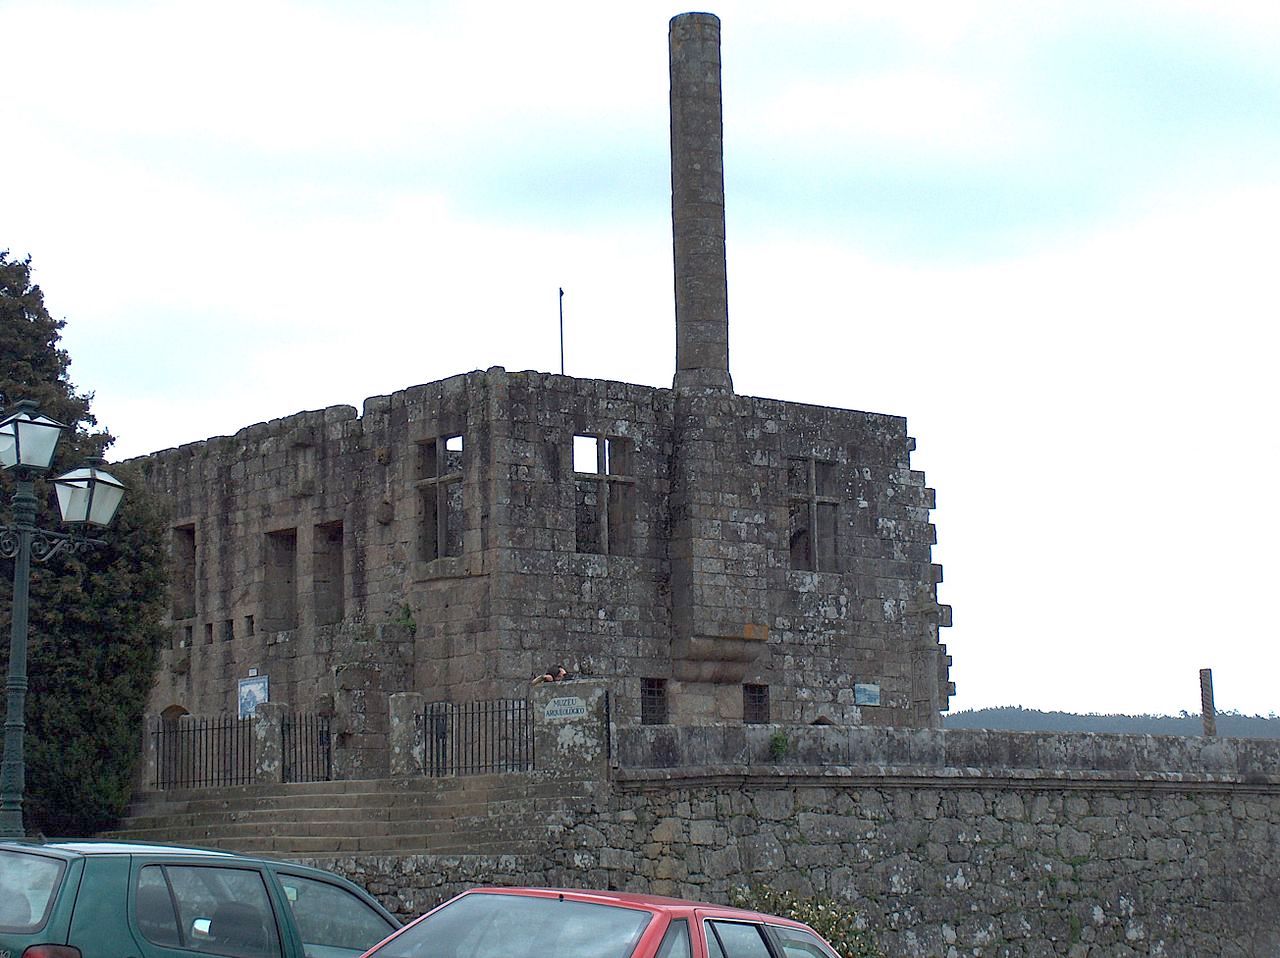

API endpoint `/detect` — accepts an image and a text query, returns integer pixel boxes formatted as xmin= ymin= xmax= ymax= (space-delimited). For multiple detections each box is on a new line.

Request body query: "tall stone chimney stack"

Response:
xmin=670 ymin=12 xmax=733 ymax=393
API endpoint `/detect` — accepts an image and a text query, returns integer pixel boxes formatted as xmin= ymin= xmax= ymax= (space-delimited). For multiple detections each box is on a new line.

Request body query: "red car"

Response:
xmin=359 ymin=886 xmax=842 ymax=958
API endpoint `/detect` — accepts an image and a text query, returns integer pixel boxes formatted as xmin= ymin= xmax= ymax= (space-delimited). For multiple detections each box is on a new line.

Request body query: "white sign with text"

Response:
xmin=544 ymin=696 xmax=587 ymax=720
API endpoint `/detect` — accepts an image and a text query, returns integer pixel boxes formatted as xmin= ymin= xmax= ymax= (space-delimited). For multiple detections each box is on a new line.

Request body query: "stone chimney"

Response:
xmin=670 ymin=12 xmax=732 ymax=393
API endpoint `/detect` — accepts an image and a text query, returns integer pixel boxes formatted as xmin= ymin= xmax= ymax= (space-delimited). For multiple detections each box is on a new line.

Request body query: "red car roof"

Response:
xmin=461 ymin=887 xmax=812 ymax=929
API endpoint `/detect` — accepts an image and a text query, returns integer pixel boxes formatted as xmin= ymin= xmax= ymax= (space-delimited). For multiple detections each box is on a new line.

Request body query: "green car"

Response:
xmin=0 ymin=841 xmax=400 ymax=958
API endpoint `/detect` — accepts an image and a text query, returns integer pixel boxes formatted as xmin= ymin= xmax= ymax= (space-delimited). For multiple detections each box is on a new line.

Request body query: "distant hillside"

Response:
xmin=943 ymin=706 xmax=1280 ymax=738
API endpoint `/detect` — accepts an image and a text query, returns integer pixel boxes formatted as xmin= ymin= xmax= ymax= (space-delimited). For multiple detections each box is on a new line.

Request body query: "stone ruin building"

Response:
xmin=134 ymin=12 xmax=954 ymax=767
xmin=113 ymin=18 xmax=1280 ymax=954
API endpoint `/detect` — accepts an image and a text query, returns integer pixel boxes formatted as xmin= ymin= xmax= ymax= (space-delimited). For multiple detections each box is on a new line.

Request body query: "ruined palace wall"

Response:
xmin=486 ymin=375 xmax=951 ymax=727
xmin=478 ymin=371 xmax=677 ymax=706
xmin=138 ymin=403 xmax=369 ymax=715
xmin=136 ymin=371 xmax=505 ymax=716
xmin=136 ymin=367 xmax=949 ymax=726
xmin=735 ymin=393 xmax=950 ymax=728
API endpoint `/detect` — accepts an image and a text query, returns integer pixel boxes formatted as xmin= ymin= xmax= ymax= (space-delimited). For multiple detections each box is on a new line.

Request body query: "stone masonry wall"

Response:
xmin=298 ymin=722 xmax=1279 ymax=958
xmin=579 ymin=771 xmax=1280 ymax=958
xmin=297 ymin=761 xmax=1280 ymax=958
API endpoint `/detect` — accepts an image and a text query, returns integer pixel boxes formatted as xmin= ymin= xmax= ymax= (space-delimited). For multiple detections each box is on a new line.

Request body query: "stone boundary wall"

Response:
xmin=290 ymin=723 xmax=1280 ymax=957
xmin=304 ymin=761 xmax=1279 ymax=958
xmin=127 ymin=706 xmax=1280 ymax=955
xmin=615 ymin=723 xmax=1280 ymax=780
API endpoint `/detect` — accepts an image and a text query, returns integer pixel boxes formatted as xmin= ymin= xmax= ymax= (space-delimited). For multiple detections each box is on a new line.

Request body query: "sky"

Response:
xmin=3 ymin=0 xmax=1277 ymax=718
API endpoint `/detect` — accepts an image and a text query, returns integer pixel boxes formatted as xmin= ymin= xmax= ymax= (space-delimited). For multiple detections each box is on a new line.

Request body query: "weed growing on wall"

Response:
xmin=729 ymin=885 xmax=884 ymax=958
xmin=768 ymin=729 xmax=789 ymax=761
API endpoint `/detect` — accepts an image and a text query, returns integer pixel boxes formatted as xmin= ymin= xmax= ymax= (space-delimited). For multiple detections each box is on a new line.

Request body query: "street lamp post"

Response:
xmin=0 ymin=400 xmax=126 ymax=838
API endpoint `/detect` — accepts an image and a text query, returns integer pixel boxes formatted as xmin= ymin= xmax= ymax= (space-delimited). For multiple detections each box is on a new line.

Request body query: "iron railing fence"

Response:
xmin=425 ymin=699 xmax=534 ymax=776
xmin=282 ymin=712 xmax=333 ymax=783
xmin=152 ymin=712 xmax=333 ymax=789
xmin=152 ymin=716 xmax=253 ymax=789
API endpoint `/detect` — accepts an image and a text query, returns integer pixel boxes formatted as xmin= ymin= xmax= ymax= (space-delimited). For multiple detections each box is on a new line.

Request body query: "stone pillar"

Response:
xmin=142 ymin=717 xmax=158 ymax=791
xmin=531 ymin=679 xmax=611 ymax=779
xmin=389 ymin=692 xmax=426 ymax=776
xmin=252 ymin=701 xmax=286 ymax=785
xmin=670 ymin=12 xmax=732 ymax=393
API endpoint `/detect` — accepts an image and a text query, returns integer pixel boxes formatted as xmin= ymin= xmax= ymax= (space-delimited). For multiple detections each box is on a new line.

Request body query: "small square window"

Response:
xmin=641 ymin=678 xmax=668 ymax=725
xmin=743 ymin=684 xmax=770 ymax=724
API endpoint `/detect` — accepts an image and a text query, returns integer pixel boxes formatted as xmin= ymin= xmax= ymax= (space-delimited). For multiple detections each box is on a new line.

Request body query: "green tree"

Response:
xmin=1 ymin=250 xmax=168 ymax=836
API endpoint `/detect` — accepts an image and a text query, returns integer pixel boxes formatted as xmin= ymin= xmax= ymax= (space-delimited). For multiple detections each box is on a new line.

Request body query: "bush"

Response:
xmin=728 ymin=885 xmax=884 ymax=958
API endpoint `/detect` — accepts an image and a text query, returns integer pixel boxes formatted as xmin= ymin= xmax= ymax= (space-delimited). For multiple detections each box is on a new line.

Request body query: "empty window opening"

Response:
xmin=203 ymin=623 xmax=213 ymax=645
xmin=743 ymin=684 xmax=770 ymax=724
xmin=313 ymin=520 xmax=345 ymax=626
xmin=573 ymin=434 xmax=596 ymax=473
xmin=417 ymin=435 xmax=464 ymax=560
xmin=641 ymin=677 xmax=668 ymax=725
xmin=171 ymin=525 xmax=196 ymax=619
xmin=264 ymin=528 xmax=299 ymax=631
xmin=787 ymin=457 xmax=840 ymax=572
xmin=243 ymin=615 xmax=255 ymax=637
xmin=574 ymin=434 xmax=635 ymax=555
xmin=221 ymin=619 xmax=235 ymax=642
xmin=181 ymin=625 xmax=193 ymax=649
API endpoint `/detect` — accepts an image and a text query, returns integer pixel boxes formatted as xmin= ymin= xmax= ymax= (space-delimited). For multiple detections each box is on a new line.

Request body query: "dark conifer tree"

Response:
xmin=1 ymin=251 xmax=168 ymax=835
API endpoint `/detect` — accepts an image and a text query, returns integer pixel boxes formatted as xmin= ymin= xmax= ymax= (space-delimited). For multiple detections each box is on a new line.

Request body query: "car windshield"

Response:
xmin=373 ymin=892 xmax=652 ymax=958
xmin=0 ymin=849 xmax=66 ymax=932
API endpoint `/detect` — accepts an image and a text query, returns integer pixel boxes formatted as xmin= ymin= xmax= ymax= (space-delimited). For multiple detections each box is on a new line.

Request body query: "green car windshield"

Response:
xmin=376 ymin=893 xmax=652 ymax=958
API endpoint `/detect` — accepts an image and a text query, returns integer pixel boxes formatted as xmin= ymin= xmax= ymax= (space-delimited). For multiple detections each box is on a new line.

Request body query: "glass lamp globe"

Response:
xmin=0 ymin=401 xmax=67 ymax=472
xmin=53 ymin=461 xmax=127 ymax=526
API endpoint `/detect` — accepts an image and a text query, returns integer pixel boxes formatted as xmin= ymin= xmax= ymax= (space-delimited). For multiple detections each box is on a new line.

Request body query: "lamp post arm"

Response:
xmin=0 ymin=525 xmax=105 ymax=563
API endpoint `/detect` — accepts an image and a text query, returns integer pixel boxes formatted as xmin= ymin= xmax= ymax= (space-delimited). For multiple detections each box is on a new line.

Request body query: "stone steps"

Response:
xmin=104 ymin=774 xmax=561 ymax=857
xmin=105 ymin=825 xmax=538 ymax=857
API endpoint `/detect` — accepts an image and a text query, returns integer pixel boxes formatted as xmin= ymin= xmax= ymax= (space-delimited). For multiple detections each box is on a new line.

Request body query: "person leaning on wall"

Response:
xmin=530 ymin=665 xmax=570 ymax=686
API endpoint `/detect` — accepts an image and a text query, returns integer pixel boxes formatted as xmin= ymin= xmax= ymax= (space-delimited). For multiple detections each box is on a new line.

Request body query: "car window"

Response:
xmin=768 ymin=925 xmax=839 ymax=958
xmin=136 ymin=866 xmax=183 ymax=947
xmin=276 ymin=873 xmax=396 ymax=958
xmin=138 ymin=864 xmax=282 ymax=958
xmin=706 ymin=926 xmax=726 ymax=958
xmin=373 ymin=892 xmax=651 ymax=958
xmin=654 ymin=919 xmax=691 ymax=958
xmin=0 ymin=849 xmax=65 ymax=932
xmin=706 ymin=921 xmax=772 ymax=958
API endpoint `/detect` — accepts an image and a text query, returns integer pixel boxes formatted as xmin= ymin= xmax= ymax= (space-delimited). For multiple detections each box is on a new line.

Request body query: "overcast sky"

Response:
xmin=4 ymin=0 xmax=1277 ymax=718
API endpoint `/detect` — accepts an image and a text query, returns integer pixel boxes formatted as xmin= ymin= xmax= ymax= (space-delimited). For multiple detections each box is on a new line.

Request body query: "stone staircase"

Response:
xmin=105 ymin=774 xmax=589 ymax=859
